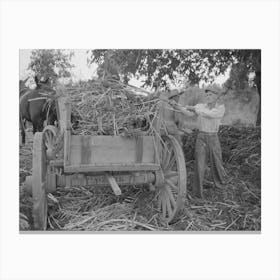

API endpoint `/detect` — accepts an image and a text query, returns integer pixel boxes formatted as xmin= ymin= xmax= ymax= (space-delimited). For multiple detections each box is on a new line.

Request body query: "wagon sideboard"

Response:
xmin=57 ymin=95 xmax=161 ymax=172
xmin=63 ymin=135 xmax=160 ymax=173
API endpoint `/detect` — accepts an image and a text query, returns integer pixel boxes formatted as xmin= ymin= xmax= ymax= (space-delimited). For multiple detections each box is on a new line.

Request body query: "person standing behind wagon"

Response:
xmin=171 ymin=89 xmax=227 ymax=199
xmin=158 ymin=89 xmax=184 ymax=146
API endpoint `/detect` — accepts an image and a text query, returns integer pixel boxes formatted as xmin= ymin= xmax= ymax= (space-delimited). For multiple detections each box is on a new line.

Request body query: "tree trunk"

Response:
xmin=255 ymin=70 xmax=261 ymax=126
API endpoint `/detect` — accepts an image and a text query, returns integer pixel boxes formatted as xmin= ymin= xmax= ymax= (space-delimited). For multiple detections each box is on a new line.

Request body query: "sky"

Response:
xmin=19 ymin=49 xmax=229 ymax=88
xmin=20 ymin=49 xmax=97 ymax=81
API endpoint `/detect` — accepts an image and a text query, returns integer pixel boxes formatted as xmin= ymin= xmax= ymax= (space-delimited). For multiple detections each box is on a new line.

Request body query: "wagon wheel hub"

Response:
xmin=155 ymin=169 xmax=165 ymax=188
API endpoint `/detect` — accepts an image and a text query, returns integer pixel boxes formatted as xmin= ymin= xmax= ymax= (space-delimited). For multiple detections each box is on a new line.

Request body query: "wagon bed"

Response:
xmin=24 ymin=93 xmax=187 ymax=230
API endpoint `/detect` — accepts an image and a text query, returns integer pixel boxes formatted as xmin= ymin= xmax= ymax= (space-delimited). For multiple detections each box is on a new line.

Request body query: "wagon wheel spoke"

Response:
xmin=161 ymin=141 xmax=177 ymax=171
xmin=157 ymin=135 xmax=187 ymax=223
xmin=164 ymin=171 xmax=178 ymax=179
xmin=44 ymin=131 xmax=54 ymax=149
xmin=162 ymin=148 xmax=172 ymax=170
xmin=165 ymin=154 xmax=176 ymax=171
xmin=158 ymin=187 xmax=177 ymax=220
xmin=43 ymin=125 xmax=57 ymax=150
xmin=161 ymin=193 xmax=167 ymax=219
xmin=160 ymin=143 xmax=169 ymax=164
xmin=166 ymin=186 xmax=176 ymax=208
xmin=165 ymin=178 xmax=177 ymax=190
xmin=166 ymin=194 xmax=172 ymax=218
xmin=157 ymin=192 xmax=162 ymax=212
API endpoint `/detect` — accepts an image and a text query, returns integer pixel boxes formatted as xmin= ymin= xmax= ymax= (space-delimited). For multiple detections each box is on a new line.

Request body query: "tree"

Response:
xmin=28 ymin=49 xmax=74 ymax=83
xmin=88 ymin=49 xmax=261 ymax=124
xmin=88 ymin=50 xmax=233 ymax=88
xmin=223 ymin=50 xmax=261 ymax=124
xmin=224 ymin=62 xmax=249 ymax=90
xmin=96 ymin=50 xmax=120 ymax=81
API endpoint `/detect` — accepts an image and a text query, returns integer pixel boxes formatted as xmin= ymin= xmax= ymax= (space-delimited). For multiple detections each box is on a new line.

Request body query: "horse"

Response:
xmin=19 ymin=77 xmax=29 ymax=97
xmin=19 ymin=77 xmax=57 ymax=144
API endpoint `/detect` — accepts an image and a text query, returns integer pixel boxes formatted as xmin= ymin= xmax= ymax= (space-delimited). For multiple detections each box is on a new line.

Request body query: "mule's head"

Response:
xmin=34 ymin=76 xmax=56 ymax=95
xmin=19 ymin=77 xmax=28 ymax=89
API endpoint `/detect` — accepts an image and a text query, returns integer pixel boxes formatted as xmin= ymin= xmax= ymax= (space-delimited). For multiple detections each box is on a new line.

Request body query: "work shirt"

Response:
xmin=194 ymin=103 xmax=225 ymax=133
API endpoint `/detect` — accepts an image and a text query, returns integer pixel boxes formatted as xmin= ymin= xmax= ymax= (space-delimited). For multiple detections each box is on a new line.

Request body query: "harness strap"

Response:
xmin=28 ymin=97 xmax=48 ymax=102
xmin=37 ymin=91 xmax=55 ymax=97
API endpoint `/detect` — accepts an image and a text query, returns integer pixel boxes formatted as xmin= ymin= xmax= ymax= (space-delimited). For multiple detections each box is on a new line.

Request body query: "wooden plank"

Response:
xmin=49 ymin=159 xmax=64 ymax=167
xmin=57 ymin=96 xmax=72 ymax=167
xmin=64 ymin=130 xmax=71 ymax=166
xmin=106 ymin=174 xmax=122 ymax=196
xmin=46 ymin=173 xmax=56 ymax=193
xmin=152 ymin=135 xmax=160 ymax=165
xmin=135 ymin=136 xmax=143 ymax=163
xmin=65 ymin=175 xmax=72 ymax=188
xmin=72 ymin=174 xmax=87 ymax=187
xmin=69 ymin=172 xmax=156 ymax=187
xmin=153 ymin=101 xmax=164 ymax=165
xmin=69 ymin=135 xmax=155 ymax=166
xmin=64 ymin=163 xmax=160 ymax=173
xmin=65 ymin=102 xmax=72 ymax=130
xmin=57 ymin=97 xmax=69 ymax=132
xmin=81 ymin=135 xmax=91 ymax=164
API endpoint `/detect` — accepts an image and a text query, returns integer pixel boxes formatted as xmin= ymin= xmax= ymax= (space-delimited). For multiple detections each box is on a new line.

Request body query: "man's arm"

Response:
xmin=185 ymin=105 xmax=197 ymax=112
xmin=195 ymin=104 xmax=225 ymax=119
xmin=170 ymin=101 xmax=196 ymax=117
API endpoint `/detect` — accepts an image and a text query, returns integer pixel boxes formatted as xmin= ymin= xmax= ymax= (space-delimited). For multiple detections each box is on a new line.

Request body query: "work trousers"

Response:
xmin=193 ymin=132 xmax=226 ymax=198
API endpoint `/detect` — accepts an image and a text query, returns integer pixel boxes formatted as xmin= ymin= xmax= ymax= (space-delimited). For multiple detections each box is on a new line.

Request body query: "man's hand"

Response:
xmin=185 ymin=105 xmax=196 ymax=112
xmin=169 ymin=100 xmax=180 ymax=109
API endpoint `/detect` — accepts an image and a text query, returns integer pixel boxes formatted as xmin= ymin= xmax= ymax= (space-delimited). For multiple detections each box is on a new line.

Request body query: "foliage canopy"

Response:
xmin=88 ymin=49 xmax=261 ymax=91
xmin=28 ymin=49 xmax=74 ymax=82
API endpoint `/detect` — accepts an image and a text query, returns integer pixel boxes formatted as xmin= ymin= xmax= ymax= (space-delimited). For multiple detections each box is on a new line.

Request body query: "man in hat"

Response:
xmin=171 ymin=89 xmax=227 ymax=199
xmin=158 ymin=89 xmax=185 ymax=145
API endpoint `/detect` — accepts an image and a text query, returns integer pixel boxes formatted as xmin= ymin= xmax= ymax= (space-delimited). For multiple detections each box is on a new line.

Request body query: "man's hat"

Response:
xmin=204 ymin=89 xmax=221 ymax=95
xmin=205 ymin=86 xmax=231 ymax=97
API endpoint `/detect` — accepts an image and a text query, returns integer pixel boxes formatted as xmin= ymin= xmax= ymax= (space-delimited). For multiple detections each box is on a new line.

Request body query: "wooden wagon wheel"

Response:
xmin=157 ymin=135 xmax=187 ymax=223
xmin=32 ymin=132 xmax=48 ymax=230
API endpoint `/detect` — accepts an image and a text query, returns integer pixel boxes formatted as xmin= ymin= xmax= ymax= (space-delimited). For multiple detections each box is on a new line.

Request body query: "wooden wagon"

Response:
xmin=24 ymin=93 xmax=187 ymax=230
